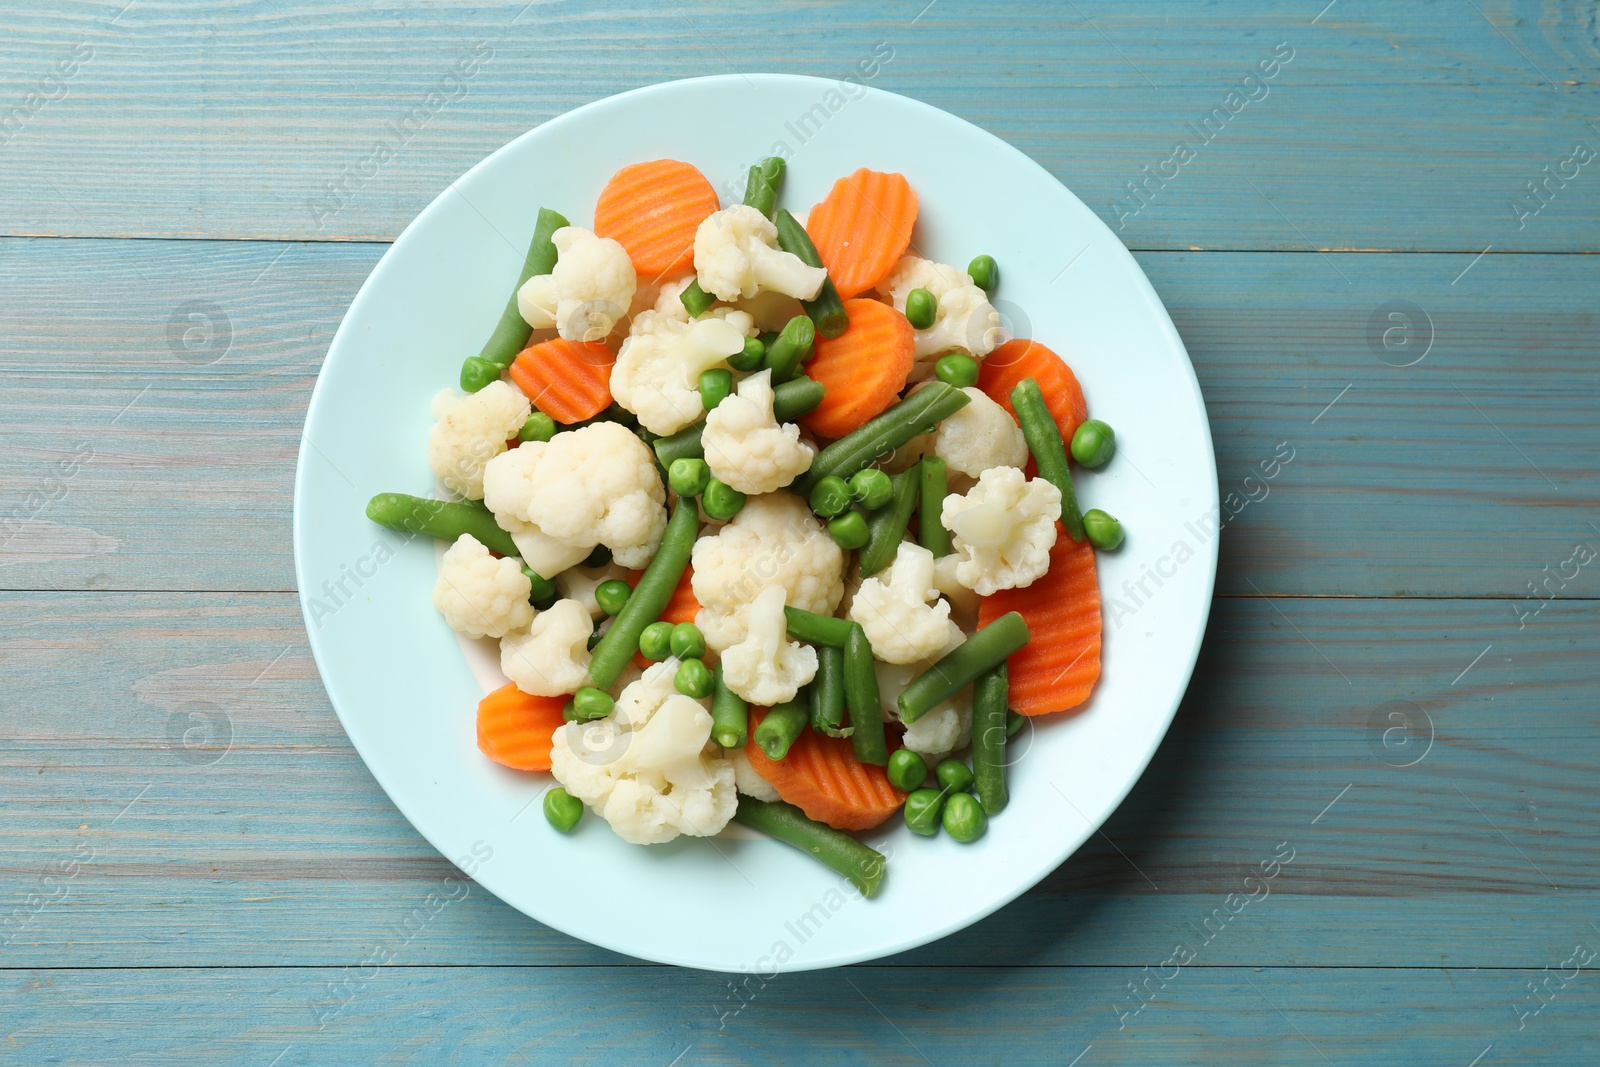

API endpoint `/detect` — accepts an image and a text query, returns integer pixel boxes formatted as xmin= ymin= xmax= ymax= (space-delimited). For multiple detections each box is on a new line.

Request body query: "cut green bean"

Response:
xmin=763 ymin=315 xmax=815 ymax=383
xmin=586 ymin=497 xmax=698 ymax=688
xmin=1006 ymin=708 xmax=1025 ymax=737
xmin=809 ymin=644 xmax=849 ymax=736
xmin=899 ymin=611 xmax=1031 ymax=723
xmin=680 ymin=279 xmax=717 ymax=318
xmin=857 ymin=465 xmax=920 ymax=578
xmin=711 ymin=664 xmax=749 ymax=749
xmin=773 ymin=209 xmax=849 ymax=339
xmin=521 ymin=566 xmax=557 ymax=608
xmin=366 ymin=493 xmax=519 ymax=557
xmin=461 ymin=207 xmax=568 ymax=391
xmin=732 ymin=798 xmax=887 ymax=897
xmin=755 ymin=699 xmax=809 ymax=760
xmin=1011 ymin=377 xmax=1085 ymax=542
xmin=783 ymin=606 xmax=855 ymax=648
xmin=794 ymin=383 xmax=971 ymax=495
xmin=845 ymin=624 xmax=888 ymax=766
xmin=652 ymin=375 xmax=824 ymax=466
xmin=972 ymin=663 xmax=1009 ymax=815
xmin=919 ymin=456 xmax=951 ymax=557
xmin=758 ymin=155 xmax=785 ymax=186
xmin=743 ymin=164 xmax=777 ymax=217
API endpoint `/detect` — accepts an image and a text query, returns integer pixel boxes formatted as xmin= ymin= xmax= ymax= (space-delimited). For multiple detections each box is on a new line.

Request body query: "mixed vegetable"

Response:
xmin=365 ymin=156 xmax=1126 ymax=897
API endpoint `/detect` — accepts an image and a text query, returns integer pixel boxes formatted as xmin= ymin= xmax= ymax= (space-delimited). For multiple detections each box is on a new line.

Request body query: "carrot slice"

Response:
xmin=476 ymin=683 xmax=568 ymax=771
xmin=593 ymin=159 xmax=720 ymax=279
xmin=508 ymin=338 xmax=615 ymax=424
xmin=800 ymin=298 xmax=915 ymax=439
xmin=979 ymin=339 xmax=1088 ymax=445
xmin=745 ymin=708 xmax=905 ymax=830
xmin=978 ymin=530 xmax=1101 ymax=716
xmin=804 ymin=169 xmax=919 ymax=298
xmin=658 ymin=564 xmax=700 ymax=625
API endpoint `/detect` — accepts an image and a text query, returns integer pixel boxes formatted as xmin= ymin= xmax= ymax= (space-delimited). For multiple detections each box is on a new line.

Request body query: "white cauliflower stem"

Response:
xmin=507 ymin=521 xmax=592 ymax=581
xmin=499 ymin=598 xmax=592 ymax=697
xmin=720 ymin=584 xmax=819 ymax=705
xmin=610 ymin=309 xmax=755 ymax=435
xmin=848 ymin=542 xmax=955 ymax=664
xmin=694 ymin=205 xmax=828 ymax=302
xmin=550 ymin=659 xmax=737 ymax=844
xmin=941 ymin=466 xmax=1061 ymax=595
xmin=880 ymin=255 xmax=1003 ymax=372
xmin=933 ymin=387 xmax=1027 ymax=478
xmin=701 ymin=369 xmax=816 ymax=494
xmin=516 ymin=226 xmax=636 ymax=342
xmin=426 ymin=381 xmax=531 ymax=500
xmin=431 ymin=534 xmax=533 ymax=639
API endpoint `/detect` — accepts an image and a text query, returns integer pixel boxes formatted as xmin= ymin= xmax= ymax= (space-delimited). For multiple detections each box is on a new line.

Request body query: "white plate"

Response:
xmin=293 ymin=74 xmax=1217 ymax=972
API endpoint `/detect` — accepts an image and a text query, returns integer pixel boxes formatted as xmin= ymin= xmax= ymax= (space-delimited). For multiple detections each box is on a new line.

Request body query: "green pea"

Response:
xmin=942 ymin=791 xmax=988 ymax=842
xmin=594 ymin=579 xmax=632 ymax=616
xmin=728 ymin=336 xmax=765 ymax=372
xmin=638 ymin=620 xmax=674 ymax=661
xmin=848 ymin=468 xmax=893 ymax=510
xmin=809 ymin=475 xmax=853 ymax=518
xmin=1071 ymin=419 xmax=1116 ymax=468
xmin=518 ymin=412 xmax=557 ymax=443
xmin=967 ymin=254 xmax=998 ymax=292
xmin=904 ymin=788 xmax=946 ymax=836
xmin=572 ymin=686 xmax=615 ymax=721
xmin=561 ymin=700 xmax=579 ymax=722
xmin=668 ymin=457 xmax=711 ymax=498
xmin=544 ymin=787 xmax=584 ymax=833
xmin=675 ymin=656 xmax=714 ymax=698
xmin=699 ymin=368 xmax=734 ymax=411
xmin=1083 ymin=508 xmax=1125 ymax=551
xmin=702 ymin=478 xmax=746 ymax=520
xmin=935 ymin=758 xmax=975 ymax=793
xmin=460 ymin=356 xmax=502 ymax=394
xmin=522 ymin=566 xmax=558 ymax=610
xmin=669 ymin=622 xmax=707 ymax=660
xmin=934 ymin=353 xmax=980 ymax=388
xmin=886 ymin=749 xmax=928 ymax=792
xmin=828 ymin=510 xmax=870 ymax=550
xmin=1006 ymin=708 xmax=1024 ymax=737
xmin=905 ymin=287 xmax=937 ymax=330
xmin=583 ymin=545 xmax=612 ymax=568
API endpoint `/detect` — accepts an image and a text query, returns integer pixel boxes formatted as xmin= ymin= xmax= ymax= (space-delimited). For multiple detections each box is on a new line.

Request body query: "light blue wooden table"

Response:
xmin=3 ymin=1 xmax=1597 ymax=1063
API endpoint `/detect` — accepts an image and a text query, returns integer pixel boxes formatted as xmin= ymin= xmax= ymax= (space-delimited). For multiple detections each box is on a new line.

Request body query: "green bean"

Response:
xmin=638 ymin=620 xmax=673 ymax=661
xmin=942 ymin=791 xmax=988 ymax=842
xmin=794 ymin=383 xmax=971 ymax=495
xmin=728 ymin=335 xmax=765 ymax=371
xmin=935 ymin=758 xmax=974 ymax=793
xmin=1006 ymin=708 xmax=1025 ymax=737
xmin=755 ymin=699 xmax=809 ymax=760
xmin=1070 ymin=418 xmax=1115 ymax=468
xmin=919 ymin=456 xmax=951 ymax=557
xmin=898 ymin=611 xmax=1030 ymax=723
xmin=521 ymin=566 xmax=557 ymax=608
xmin=904 ymin=288 xmax=937 ymax=330
xmin=857 ymin=465 xmax=920 ymax=578
xmin=586 ymin=497 xmax=697 ymax=688
xmin=543 ymin=787 xmax=583 ymax=832
xmin=699 ymin=368 xmax=733 ymax=411
xmin=366 ymin=493 xmax=519 ymax=557
xmin=668 ymin=457 xmax=711 ymax=498
xmin=461 ymin=207 xmax=568 ymax=391
xmin=679 ymin=279 xmax=717 ymax=318
xmin=732 ymin=798 xmax=887 ymax=897
xmin=933 ymin=353 xmax=979 ymax=388
xmin=675 ymin=657 xmax=714 ymax=698
xmin=669 ymin=622 xmax=706 ymax=660
xmin=845 ymin=624 xmax=888 ymax=766
xmin=759 ymin=155 xmax=786 ymax=185
xmin=886 ymin=749 xmax=928 ymax=792
xmin=518 ymin=412 xmax=557 ymax=443
xmin=701 ymin=478 xmax=746 ymax=520
xmin=773 ymin=209 xmax=849 ymax=339
xmin=743 ymin=164 xmax=777 ymax=217
xmin=966 ymin=254 xmax=998 ymax=292
xmin=572 ymin=686 xmax=614 ymax=721
xmin=808 ymin=475 xmax=853 ymax=518
xmin=903 ymin=788 xmax=945 ymax=836
xmin=783 ymin=606 xmax=855 ymax=648
xmin=827 ymin=509 xmax=869 ymax=550
xmin=594 ymin=579 xmax=631 ymax=616
xmin=711 ymin=664 xmax=749 ymax=749
xmin=763 ymin=315 xmax=815 ymax=383
xmin=848 ymin=468 xmax=893 ymax=510
xmin=1083 ymin=508 xmax=1125 ymax=550
xmin=651 ymin=376 xmax=824 ymax=466
xmin=1011 ymin=377 xmax=1085 ymax=542
xmin=809 ymin=643 xmax=849 ymax=736
xmin=972 ymin=664 xmax=1009 ymax=815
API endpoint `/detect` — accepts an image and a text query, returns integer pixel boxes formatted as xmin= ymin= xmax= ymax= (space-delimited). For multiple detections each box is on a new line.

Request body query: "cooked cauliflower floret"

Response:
xmin=499 ymin=598 xmax=592 ymax=697
xmin=941 ymin=466 xmax=1061 ymax=595
xmin=426 ymin=381 xmax=531 ymax=499
xmin=732 ymin=290 xmax=805 ymax=332
xmin=691 ymin=493 xmax=845 ymax=652
xmin=877 ymin=624 xmax=971 ymax=760
xmin=694 ymin=205 xmax=828 ymax=302
xmin=516 ymin=226 xmax=637 ymax=342
xmin=550 ymin=659 xmax=737 ymax=844
xmin=848 ymin=542 xmax=954 ymax=664
xmin=933 ymin=387 xmax=1027 ymax=478
xmin=730 ymin=748 xmax=781 ymax=801
xmin=506 ymin=520 xmax=593 ymax=581
xmin=481 ymin=424 xmax=667 ymax=568
xmin=932 ymin=553 xmax=980 ymax=631
xmin=880 ymin=256 xmax=1003 ymax=374
xmin=555 ymin=561 xmax=630 ymax=620
xmin=720 ymin=585 xmax=819 ymax=705
xmin=610 ymin=309 xmax=755 ymax=435
xmin=430 ymin=533 xmax=533 ymax=639
xmin=651 ymin=275 xmax=698 ymax=321
xmin=701 ymin=370 xmax=816 ymax=495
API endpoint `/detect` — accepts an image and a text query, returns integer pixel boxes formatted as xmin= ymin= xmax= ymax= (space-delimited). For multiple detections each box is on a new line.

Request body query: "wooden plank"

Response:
xmin=4 ymin=239 xmax=1595 ymax=595
xmin=2 ymin=591 xmax=1593 ymax=968
xmin=0 ymin=2 xmax=1597 ymax=249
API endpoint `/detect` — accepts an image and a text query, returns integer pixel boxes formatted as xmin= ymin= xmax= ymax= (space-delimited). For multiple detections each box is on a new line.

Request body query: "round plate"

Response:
xmin=294 ymin=74 xmax=1217 ymax=972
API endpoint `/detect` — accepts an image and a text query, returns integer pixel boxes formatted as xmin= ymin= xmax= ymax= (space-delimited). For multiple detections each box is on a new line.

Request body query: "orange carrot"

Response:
xmin=800 ymin=298 xmax=915 ymax=438
xmin=593 ymin=159 xmax=720 ymax=279
xmin=658 ymin=564 xmax=700 ymax=625
xmin=476 ymin=683 xmax=568 ymax=771
xmin=508 ymin=338 xmax=615 ymax=424
xmin=978 ymin=531 xmax=1101 ymax=716
xmin=979 ymin=339 xmax=1088 ymax=445
xmin=804 ymin=169 xmax=919 ymax=298
xmin=745 ymin=708 xmax=905 ymax=830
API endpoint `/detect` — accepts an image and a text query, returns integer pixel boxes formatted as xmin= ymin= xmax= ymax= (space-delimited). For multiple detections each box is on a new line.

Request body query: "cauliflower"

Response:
xmin=426 ymin=381 xmax=531 ymax=500
xmin=430 ymin=533 xmax=534 ymax=639
xmin=932 ymin=553 xmax=980 ymax=631
xmin=941 ymin=466 xmax=1061 ymax=595
xmin=550 ymin=659 xmax=737 ymax=844
xmin=701 ymin=370 xmax=816 ymax=494
xmin=651 ymin=274 xmax=698 ymax=321
xmin=848 ymin=542 xmax=955 ymax=664
xmin=555 ymin=560 xmax=630 ymax=620
xmin=730 ymin=748 xmax=781 ymax=801
xmin=693 ymin=205 xmax=828 ymax=302
xmin=933 ymin=387 xmax=1027 ymax=478
xmin=481 ymin=424 xmax=667 ymax=568
xmin=720 ymin=584 xmax=819 ymax=705
xmin=499 ymin=598 xmax=592 ymax=697
xmin=610 ymin=309 xmax=755 ymax=435
xmin=880 ymin=255 xmax=1003 ymax=372
xmin=691 ymin=493 xmax=845 ymax=652
xmin=516 ymin=226 xmax=636 ymax=342
xmin=506 ymin=521 xmax=593 ymax=581
xmin=878 ymin=624 xmax=971 ymax=760
xmin=732 ymin=290 xmax=805 ymax=332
